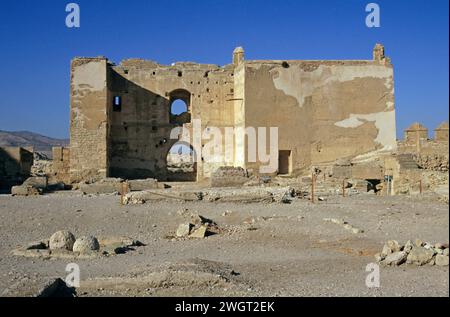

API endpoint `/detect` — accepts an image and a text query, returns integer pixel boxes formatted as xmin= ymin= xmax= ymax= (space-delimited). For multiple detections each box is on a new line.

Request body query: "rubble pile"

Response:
xmin=11 ymin=176 xmax=48 ymax=196
xmin=414 ymin=154 xmax=449 ymax=172
xmin=375 ymin=239 xmax=449 ymax=267
xmin=31 ymin=152 xmax=53 ymax=176
xmin=174 ymin=210 xmax=219 ymax=239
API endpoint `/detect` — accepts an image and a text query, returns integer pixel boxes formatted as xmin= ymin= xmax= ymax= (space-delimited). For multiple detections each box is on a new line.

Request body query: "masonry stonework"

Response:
xmin=64 ymin=44 xmax=397 ymax=183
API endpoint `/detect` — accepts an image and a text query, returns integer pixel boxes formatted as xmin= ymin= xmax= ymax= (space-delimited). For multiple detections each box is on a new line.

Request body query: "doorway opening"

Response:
xmin=166 ymin=142 xmax=197 ymax=181
xmin=278 ymin=150 xmax=292 ymax=175
xmin=366 ymin=179 xmax=383 ymax=193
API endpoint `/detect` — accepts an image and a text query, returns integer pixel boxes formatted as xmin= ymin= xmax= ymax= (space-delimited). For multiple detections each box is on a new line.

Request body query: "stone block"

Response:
xmin=128 ymin=178 xmax=159 ymax=191
xmin=11 ymin=185 xmax=41 ymax=196
xmin=23 ymin=176 xmax=48 ymax=190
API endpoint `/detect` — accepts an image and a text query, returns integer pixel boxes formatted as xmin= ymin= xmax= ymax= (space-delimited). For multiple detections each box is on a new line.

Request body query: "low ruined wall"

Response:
xmin=332 ymin=162 xmax=384 ymax=180
xmin=210 ymin=166 xmax=248 ymax=187
xmin=0 ymin=147 xmax=33 ymax=190
xmin=397 ymin=140 xmax=448 ymax=172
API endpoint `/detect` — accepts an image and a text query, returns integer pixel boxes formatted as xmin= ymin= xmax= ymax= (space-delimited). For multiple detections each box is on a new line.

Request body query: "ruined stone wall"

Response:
xmin=435 ymin=128 xmax=449 ymax=142
xmin=68 ymin=45 xmax=398 ymax=182
xmin=0 ymin=147 xmax=33 ymax=190
xmin=240 ymin=56 xmax=396 ymax=175
xmin=51 ymin=147 xmax=71 ymax=184
xmin=397 ymin=122 xmax=448 ymax=171
xmin=107 ymin=59 xmax=235 ymax=180
xmin=398 ymin=138 xmax=449 ymax=172
xmin=69 ymin=58 xmax=109 ymax=183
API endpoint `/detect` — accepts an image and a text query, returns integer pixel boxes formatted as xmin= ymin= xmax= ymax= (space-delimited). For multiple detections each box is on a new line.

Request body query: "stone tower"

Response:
xmin=434 ymin=122 xmax=449 ymax=141
xmin=233 ymin=47 xmax=245 ymax=66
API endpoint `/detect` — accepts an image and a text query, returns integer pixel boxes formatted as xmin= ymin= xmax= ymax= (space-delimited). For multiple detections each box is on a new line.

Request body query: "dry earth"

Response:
xmin=0 ymin=189 xmax=448 ymax=297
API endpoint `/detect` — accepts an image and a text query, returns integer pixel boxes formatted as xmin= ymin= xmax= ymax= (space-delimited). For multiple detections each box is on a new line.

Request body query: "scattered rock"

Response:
xmin=331 ymin=218 xmax=345 ymax=225
xmin=343 ymin=224 xmax=352 ymax=230
xmin=374 ymin=253 xmax=385 ymax=262
xmin=23 ymin=176 xmax=48 ymax=190
xmin=415 ymin=239 xmax=423 ymax=247
xmin=189 ymin=226 xmax=207 ymax=238
xmin=221 ymin=210 xmax=233 ymax=217
xmin=381 ymin=244 xmax=393 ymax=257
xmin=387 ymin=240 xmax=401 ymax=253
xmin=435 ymin=254 xmax=449 ymax=266
xmin=351 ymin=228 xmax=364 ymax=234
xmin=428 ymin=257 xmax=436 ymax=266
xmin=404 ymin=240 xmax=414 ymax=253
xmin=377 ymin=239 xmax=448 ymax=267
xmin=14 ymin=235 xmax=143 ymax=259
xmin=323 ymin=218 xmax=363 ymax=234
xmin=11 ymin=185 xmax=41 ymax=196
xmin=49 ymin=230 xmax=76 ymax=251
xmin=177 ymin=208 xmax=190 ymax=216
xmin=176 ymin=223 xmax=192 ymax=237
xmin=73 ymin=236 xmax=100 ymax=254
xmin=406 ymin=247 xmax=436 ymax=266
xmin=281 ymin=193 xmax=292 ymax=204
xmin=191 ymin=214 xmax=214 ymax=226
xmin=243 ymin=217 xmax=256 ymax=225
xmin=382 ymin=251 xmax=408 ymax=266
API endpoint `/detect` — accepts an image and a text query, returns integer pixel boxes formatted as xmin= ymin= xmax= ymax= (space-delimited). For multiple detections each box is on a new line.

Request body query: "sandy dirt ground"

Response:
xmin=0 ymin=189 xmax=448 ymax=297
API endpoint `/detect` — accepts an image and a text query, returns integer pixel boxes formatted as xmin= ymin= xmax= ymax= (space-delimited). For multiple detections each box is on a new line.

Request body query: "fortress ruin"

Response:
xmin=61 ymin=44 xmax=397 ymax=183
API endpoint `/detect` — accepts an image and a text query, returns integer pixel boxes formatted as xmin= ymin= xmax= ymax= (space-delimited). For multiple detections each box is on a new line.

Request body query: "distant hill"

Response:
xmin=0 ymin=130 xmax=69 ymax=154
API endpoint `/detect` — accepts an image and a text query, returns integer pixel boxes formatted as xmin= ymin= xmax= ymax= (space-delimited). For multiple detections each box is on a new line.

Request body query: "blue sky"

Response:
xmin=0 ymin=0 xmax=448 ymax=139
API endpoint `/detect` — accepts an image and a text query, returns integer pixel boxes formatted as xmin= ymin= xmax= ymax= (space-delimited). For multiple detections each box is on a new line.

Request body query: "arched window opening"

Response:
xmin=169 ymin=89 xmax=191 ymax=124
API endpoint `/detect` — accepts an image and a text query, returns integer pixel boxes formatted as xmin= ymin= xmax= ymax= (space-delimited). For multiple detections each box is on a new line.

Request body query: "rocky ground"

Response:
xmin=0 ymin=189 xmax=448 ymax=297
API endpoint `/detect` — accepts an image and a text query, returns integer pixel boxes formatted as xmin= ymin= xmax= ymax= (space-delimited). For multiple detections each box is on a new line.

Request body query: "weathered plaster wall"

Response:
xmin=241 ymin=56 xmax=396 ymax=175
xmin=243 ymin=62 xmax=313 ymax=175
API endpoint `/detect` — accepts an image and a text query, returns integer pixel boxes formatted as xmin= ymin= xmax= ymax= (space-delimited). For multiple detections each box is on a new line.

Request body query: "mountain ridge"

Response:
xmin=0 ymin=130 xmax=69 ymax=153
